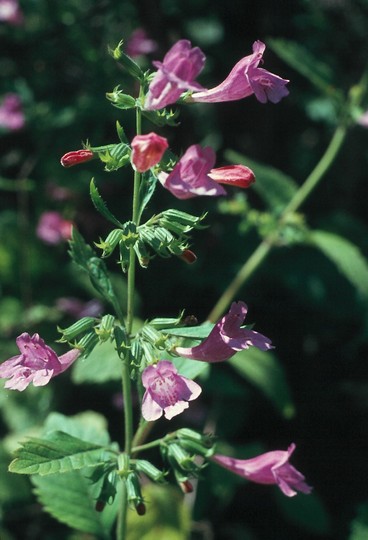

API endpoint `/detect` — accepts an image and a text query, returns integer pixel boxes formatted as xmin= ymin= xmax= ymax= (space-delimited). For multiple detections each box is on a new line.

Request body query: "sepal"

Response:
xmin=135 ymin=459 xmax=166 ymax=483
xmin=106 ymin=86 xmax=136 ymax=109
xmin=109 ymin=40 xmax=144 ymax=81
xmin=141 ymin=107 xmax=180 ymax=127
xmin=57 ymin=317 xmax=97 ymax=342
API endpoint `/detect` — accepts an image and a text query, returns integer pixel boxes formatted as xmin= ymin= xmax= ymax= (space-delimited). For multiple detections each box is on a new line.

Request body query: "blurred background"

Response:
xmin=1 ymin=0 xmax=368 ymax=539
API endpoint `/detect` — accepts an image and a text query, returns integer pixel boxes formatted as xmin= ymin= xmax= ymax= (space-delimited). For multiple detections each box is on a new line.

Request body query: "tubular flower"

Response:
xmin=131 ymin=132 xmax=169 ymax=172
xmin=36 ymin=211 xmax=73 ymax=245
xmin=211 ymin=444 xmax=312 ymax=497
xmin=144 ymin=39 xmax=206 ymax=110
xmin=141 ymin=360 xmax=202 ymax=421
xmin=60 ymin=149 xmax=95 ymax=168
xmin=158 ymin=145 xmax=225 ymax=199
xmin=125 ymin=28 xmax=158 ymax=58
xmin=176 ymin=301 xmax=273 ymax=362
xmin=0 ymin=333 xmax=80 ymax=391
xmin=188 ymin=40 xmax=289 ymax=105
xmin=0 ymin=0 xmax=24 ymax=25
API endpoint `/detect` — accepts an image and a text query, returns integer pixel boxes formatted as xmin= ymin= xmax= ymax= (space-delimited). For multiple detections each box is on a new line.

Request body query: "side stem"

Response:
xmin=207 ymin=123 xmax=348 ymax=322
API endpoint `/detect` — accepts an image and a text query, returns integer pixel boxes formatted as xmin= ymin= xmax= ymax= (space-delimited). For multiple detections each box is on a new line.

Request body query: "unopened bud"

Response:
xmin=60 ymin=149 xmax=95 ymax=168
xmin=95 ymin=500 xmax=106 ymax=512
xmin=180 ymin=480 xmax=193 ymax=494
xmin=136 ymin=502 xmax=146 ymax=516
xmin=179 ymin=249 xmax=197 ymax=264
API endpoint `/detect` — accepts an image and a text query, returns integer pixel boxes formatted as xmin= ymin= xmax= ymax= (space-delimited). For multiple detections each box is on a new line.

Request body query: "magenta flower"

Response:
xmin=0 ymin=333 xmax=80 ymax=391
xmin=141 ymin=360 xmax=202 ymax=421
xmin=357 ymin=110 xmax=368 ymax=128
xmin=176 ymin=301 xmax=273 ymax=362
xmin=211 ymin=443 xmax=312 ymax=497
xmin=131 ymin=132 xmax=169 ymax=172
xmin=36 ymin=211 xmax=73 ymax=245
xmin=55 ymin=297 xmax=103 ymax=319
xmin=158 ymin=145 xmax=256 ymax=199
xmin=60 ymin=149 xmax=95 ymax=168
xmin=125 ymin=28 xmax=158 ymax=58
xmin=208 ymin=164 xmax=255 ymax=188
xmin=0 ymin=93 xmax=25 ymax=131
xmin=144 ymin=39 xmax=206 ymax=111
xmin=189 ymin=40 xmax=289 ymax=105
xmin=0 ymin=0 xmax=24 ymax=25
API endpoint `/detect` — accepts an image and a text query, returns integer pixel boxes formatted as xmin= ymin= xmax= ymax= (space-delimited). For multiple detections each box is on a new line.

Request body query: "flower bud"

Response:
xmin=179 ymin=480 xmax=193 ymax=494
xmin=60 ymin=149 xmax=95 ymax=168
xmin=179 ymin=249 xmax=197 ymax=264
xmin=208 ymin=165 xmax=255 ymax=188
xmin=131 ymin=132 xmax=169 ymax=172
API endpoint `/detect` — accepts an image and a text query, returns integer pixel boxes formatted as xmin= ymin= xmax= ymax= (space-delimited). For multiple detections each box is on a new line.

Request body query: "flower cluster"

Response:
xmin=144 ymin=39 xmax=289 ymax=111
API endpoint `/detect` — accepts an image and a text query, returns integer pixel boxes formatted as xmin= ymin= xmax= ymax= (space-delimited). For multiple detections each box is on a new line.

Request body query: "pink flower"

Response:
xmin=141 ymin=360 xmax=202 ymax=421
xmin=208 ymin=165 xmax=255 ymax=188
xmin=158 ymin=145 xmax=224 ymax=199
xmin=0 ymin=333 xmax=80 ymax=391
xmin=144 ymin=39 xmax=206 ymax=110
xmin=60 ymin=149 xmax=95 ymax=168
xmin=158 ymin=145 xmax=255 ymax=199
xmin=211 ymin=444 xmax=312 ymax=497
xmin=131 ymin=132 xmax=169 ymax=172
xmin=0 ymin=93 xmax=25 ymax=131
xmin=0 ymin=0 xmax=24 ymax=25
xmin=125 ymin=28 xmax=158 ymax=58
xmin=189 ymin=40 xmax=289 ymax=105
xmin=176 ymin=301 xmax=273 ymax=362
xmin=36 ymin=211 xmax=73 ymax=245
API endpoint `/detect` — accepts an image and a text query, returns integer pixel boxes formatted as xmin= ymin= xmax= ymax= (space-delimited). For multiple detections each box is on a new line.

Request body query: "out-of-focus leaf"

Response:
xmin=72 ymin=339 xmax=121 ymax=383
xmin=172 ymin=356 xmax=210 ymax=380
xmin=225 ymin=150 xmax=298 ymax=211
xmin=309 ymin=230 xmax=368 ymax=297
xmin=9 ymin=431 xmax=107 ymax=475
xmin=276 ymin=490 xmax=331 ymax=535
xmin=165 ymin=322 xmax=214 ymax=339
xmin=32 ymin=468 xmax=118 ymax=538
xmin=229 ymin=348 xmax=295 ymax=418
xmin=0 ymin=445 xmax=31 ymax=504
xmin=126 ymin=483 xmax=190 ymax=540
xmin=43 ymin=411 xmax=110 ymax=447
xmin=349 ymin=501 xmax=368 ymax=540
xmin=268 ymin=38 xmax=341 ymax=98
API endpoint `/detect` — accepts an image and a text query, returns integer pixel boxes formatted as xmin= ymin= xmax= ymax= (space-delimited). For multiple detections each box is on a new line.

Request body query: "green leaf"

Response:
xmin=32 ymin=468 xmax=119 ymax=538
xmin=349 ymin=501 xmax=368 ymax=540
xmin=9 ymin=431 xmax=106 ymax=475
xmin=164 ymin=322 xmax=215 ymax=339
xmin=225 ymin=150 xmax=298 ymax=211
xmin=137 ymin=173 xmax=158 ymax=222
xmin=43 ymin=411 xmax=111 ymax=447
xmin=90 ymin=178 xmax=124 ymax=227
xmin=229 ymin=348 xmax=295 ymax=418
xmin=268 ymin=38 xmax=341 ymax=98
xmin=126 ymin=483 xmax=190 ymax=540
xmin=72 ymin=340 xmax=122 ymax=383
xmin=309 ymin=230 xmax=368 ymax=297
xmin=172 ymin=356 xmax=210 ymax=380
xmin=276 ymin=490 xmax=331 ymax=535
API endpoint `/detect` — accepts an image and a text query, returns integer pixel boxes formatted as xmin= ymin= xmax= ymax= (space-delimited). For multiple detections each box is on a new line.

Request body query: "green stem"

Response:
xmin=118 ymin=106 xmax=143 ymax=540
xmin=207 ymin=123 xmax=348 ymax=322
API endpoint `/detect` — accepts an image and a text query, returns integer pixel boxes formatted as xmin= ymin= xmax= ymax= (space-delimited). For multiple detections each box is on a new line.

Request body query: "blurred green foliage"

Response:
xmin=1 ymin=0 xmax=368 ymax=539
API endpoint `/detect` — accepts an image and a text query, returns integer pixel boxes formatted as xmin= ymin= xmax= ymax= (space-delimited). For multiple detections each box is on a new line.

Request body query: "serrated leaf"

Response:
xmin=268 ymin=38 xmax=340 ymax=98
xmin=309 ymin=230 xmax=368 ymax=297
xmin=225 ymin=150 xmax=298 ymax=211
xmin=72 ymin=340 xmax=122 ymax=383
xmin=9 ymin=431 xmax=106 ymax=475
xmin=32 ymin=467 xmax=119 ymax=538
xmin=137 ymin=173 xmax=158 ymax=222
xmin=90 ymin=178 xmax=124 ymax=227
xmin=229 ymin=348 xmax=295 ymax=418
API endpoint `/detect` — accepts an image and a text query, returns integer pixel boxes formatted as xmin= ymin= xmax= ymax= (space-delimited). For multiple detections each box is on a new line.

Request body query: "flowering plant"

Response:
xmin=4 ymin=24 xmax=368 ymax=538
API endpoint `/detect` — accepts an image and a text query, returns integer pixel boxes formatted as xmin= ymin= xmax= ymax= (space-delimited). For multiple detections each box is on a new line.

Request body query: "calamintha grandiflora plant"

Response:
xmin=0 ymin=37 xmax=313 ymax=538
